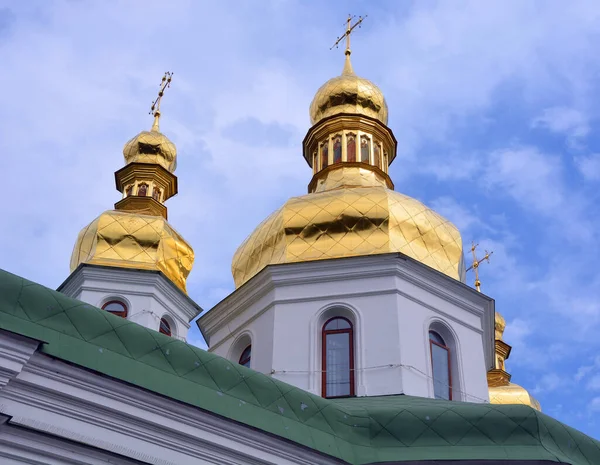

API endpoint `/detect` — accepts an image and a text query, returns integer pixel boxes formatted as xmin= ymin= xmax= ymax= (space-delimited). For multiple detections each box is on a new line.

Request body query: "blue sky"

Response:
xmin=1 ymin=0 xmax=600 ymax=439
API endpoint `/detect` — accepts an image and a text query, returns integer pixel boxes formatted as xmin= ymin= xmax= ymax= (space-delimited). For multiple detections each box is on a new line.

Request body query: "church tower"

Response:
xmin=58 ymin=73 xmax=201 ymax=340
xmin=199 ymin=18 xmax=495 ymax=402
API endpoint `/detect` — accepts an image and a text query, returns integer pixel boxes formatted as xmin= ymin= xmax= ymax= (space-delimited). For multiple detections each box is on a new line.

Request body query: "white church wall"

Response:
xmin=200 ymin=254 xmax=494 ymax=403
xmin=58 ymin=265 xmax=202 ymax=341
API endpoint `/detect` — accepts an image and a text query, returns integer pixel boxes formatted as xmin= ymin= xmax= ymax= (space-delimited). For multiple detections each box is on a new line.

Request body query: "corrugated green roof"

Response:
xmin=0 ymin=267 xmax=598 ymax=464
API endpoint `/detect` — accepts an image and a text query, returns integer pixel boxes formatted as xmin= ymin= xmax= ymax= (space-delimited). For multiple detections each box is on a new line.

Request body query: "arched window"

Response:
xmin=321 ymin=141 xmax=329 ymax=169
xmin=346 ymin=133 xmax=356 ymax=162
xmin=333 ymin=136 xmax=342 ymax=164
xmin=322 ymin=317 xmax=354 ymax=398
xmin=159 ymin=318 xmax=171 ymax=336
xmin=239 ymin=345 xmax=251 ymax=368
xmin=429 ymin=331 xmax=452 ymax=400
xmin=374 ymin=142 xmax=381 ymax=168
xmin=102 ymin=300 xmax=128 ymax=318
xmin=137 ymin=183 xmax=148 ymax=196
xmin=125 ymin=185 xmax=133 ymax=197
xmin=360 ymin=136 xmax=370 ymax=163
xmin=152 ymin=187 xmax=161 ymax=201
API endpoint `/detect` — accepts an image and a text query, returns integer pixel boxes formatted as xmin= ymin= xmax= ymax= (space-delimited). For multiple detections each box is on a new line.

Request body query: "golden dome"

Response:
xmin=309 ymin=55 xmax=388 ymax=126
xmin=489 ymin=383 xmax=542 ymax=411
xmin=70 ymin=210 xmax=194 ymax=293
xmin=122 ymin=115 xmax=177 ymax=173
xmin=232 ymin=167 xmax=463 ymax=288
xmin=495 ymin=311 xmax=506 ymax=341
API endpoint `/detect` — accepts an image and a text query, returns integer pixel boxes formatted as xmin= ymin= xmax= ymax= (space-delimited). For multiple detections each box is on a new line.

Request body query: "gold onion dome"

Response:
xmin=309 ymin=54 xmax=388 ymax=125
xmin=70 ymin=73 xmax=194 ymax=293
xmin=487 ymin=311 xmax=541 ymax=411
xmin=232 ymin=48 xmax=464 ymax=288
xmin=122 ymin=112 xmax=177 ymax=172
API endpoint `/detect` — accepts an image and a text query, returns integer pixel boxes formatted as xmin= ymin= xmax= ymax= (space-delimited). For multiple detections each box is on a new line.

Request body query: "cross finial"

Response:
xmin=466 ymin=242 xmax=493 ymax=292
xmin=149 ymin=72 xmax=173 ymax=132
xmin=330 ymin=14 xmax=367 ymax=56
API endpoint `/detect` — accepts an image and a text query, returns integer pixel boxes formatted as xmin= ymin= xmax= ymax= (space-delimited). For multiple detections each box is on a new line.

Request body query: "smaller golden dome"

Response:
xmin=495 ymin=312 xmax=507 ymax=341
xmin=70 ymin=210 xmax=193 ymax=293
xmin=489 ymin=383 xmax=542 ymax=411
xmin=309 ymin=54 xmax=388 ymax=126
xmin=123 ymin=115 xmax=177 ymax=173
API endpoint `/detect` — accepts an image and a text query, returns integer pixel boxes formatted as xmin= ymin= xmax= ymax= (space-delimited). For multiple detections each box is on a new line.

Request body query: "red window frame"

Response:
xmin=159 ymin=318 xmax=172 ymax=337
xmin=101 ymin=300 xmax=128 ymax=318
xmin=321 ymin=317 xmax=355 ymax=398
xmin=239 ymin=345 xmax=251 ymax=367
xmin=429 ymin=331 xmax=452 ymax=400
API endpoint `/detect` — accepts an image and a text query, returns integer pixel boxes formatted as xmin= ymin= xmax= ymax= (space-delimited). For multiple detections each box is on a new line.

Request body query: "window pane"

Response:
xmin=324 ymin=318 xmax=351 ymax=331
xmin=429 ymin=331 xmax=445 ymax=345
xmin=104 ymin=302 xmax=125 ymax=313
xmin=325 ymin=332 xmax=350 ymax=397
xmin=239 ymin=345 xmax=251 ymax=367
xmin=431 ymin=343 xmax=450 ymax=400
xmin=159 ymin=318 xmax=171 ymax=336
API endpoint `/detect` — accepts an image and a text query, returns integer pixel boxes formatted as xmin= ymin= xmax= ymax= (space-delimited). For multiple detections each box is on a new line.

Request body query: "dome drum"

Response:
xmin=115 ymin=162 xmax=178 ymax=201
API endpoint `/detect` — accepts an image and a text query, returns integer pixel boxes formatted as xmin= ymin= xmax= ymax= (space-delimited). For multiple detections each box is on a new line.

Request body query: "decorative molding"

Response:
xmin=0 ymin=331 xmax=40 ymax=390
xmin=0 ymin=352 xmax=339 ymax=465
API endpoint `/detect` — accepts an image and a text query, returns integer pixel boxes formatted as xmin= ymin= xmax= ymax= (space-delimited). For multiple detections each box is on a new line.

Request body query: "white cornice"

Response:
xmin=1 ymin=353 xmax=340 ymax=465
xmin=0 ymin=331 xmax=40 ymax=390
xmin=59 ymin=265 xmax=203 ymax=322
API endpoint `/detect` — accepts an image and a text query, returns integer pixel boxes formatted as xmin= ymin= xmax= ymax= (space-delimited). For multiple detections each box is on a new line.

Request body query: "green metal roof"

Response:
xmin=0 ymin=267 xmax=598 ymax=464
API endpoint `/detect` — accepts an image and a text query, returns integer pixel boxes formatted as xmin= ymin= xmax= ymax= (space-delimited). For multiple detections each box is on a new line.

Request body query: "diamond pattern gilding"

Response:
xmin=70 ymin=210 xmax=194 ymax=293
xmin=309 ymin=74 xmax=389 ymax=125
xmin=232 ymin=186 xmax=463 ymax=288
xmin=123 ymin=130 xmax=177 ymax=173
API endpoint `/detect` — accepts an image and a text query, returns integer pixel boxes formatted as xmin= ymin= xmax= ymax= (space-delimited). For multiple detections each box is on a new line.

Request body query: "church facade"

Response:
xmin=0 ymin=22 xmax=597 ymax=465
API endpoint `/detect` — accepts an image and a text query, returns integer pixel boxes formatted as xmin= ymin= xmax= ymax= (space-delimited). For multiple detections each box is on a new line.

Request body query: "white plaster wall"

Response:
xmin=58 ymin=266 xmax=201 ymax=341
xmin=200 ymin=254 xmax=494 ymax=403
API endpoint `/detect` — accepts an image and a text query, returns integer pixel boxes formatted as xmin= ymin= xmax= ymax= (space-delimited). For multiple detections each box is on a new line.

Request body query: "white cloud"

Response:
xmin=532 ymin=107 xmax=589 ymax=144
xmin=575 ymin=153 xmax=600 ymax=180
xmin=590 ymin=397 xmax=600 ymax=412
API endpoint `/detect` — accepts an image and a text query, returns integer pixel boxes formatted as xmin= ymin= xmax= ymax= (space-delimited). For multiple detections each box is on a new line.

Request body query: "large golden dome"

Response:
xmin=309 ymin=55 xmax=388 ymax=125
xmin=70 ymin=210 xmax=194 ymax=293
xmin=232 ymin=168 xmax=463 ymax=288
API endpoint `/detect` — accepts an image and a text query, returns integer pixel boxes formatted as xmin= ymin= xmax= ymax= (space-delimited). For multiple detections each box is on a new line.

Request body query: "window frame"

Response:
xmin=239 ymin=345 xmax=252 ymax=368
xmin=321 ymin=316 xmax=355 ymax=398
xmin=101 ymin=300 xmax=128 ymax=318
xmin=159 ymin=317 xmax=172 ymax=337
xmin=429 ymin=330 xmax=453 ymax=400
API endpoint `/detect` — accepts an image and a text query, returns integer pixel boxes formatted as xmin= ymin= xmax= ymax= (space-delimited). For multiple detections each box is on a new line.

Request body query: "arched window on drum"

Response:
xmin=322 ymin=317 xmax=355 ymax=398
xmin=429 ymin=331 xmax=452 ymax=400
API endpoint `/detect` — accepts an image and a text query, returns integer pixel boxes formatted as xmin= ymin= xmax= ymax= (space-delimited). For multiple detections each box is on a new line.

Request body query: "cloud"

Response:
xmin=575 ymin=153 xmax=600 ymax=180
xmin=532 ymin=107 xmax=589 ymax=146
xmin=590 ymin=397 xmax=600 ymax=412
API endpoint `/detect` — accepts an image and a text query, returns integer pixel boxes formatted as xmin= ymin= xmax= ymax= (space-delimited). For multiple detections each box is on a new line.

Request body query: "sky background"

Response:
xmin=1 ymin=0 xmax=600 ymax=439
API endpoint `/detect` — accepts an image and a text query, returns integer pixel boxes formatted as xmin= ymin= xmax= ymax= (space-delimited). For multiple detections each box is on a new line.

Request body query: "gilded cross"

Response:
xmin=466 ymin=242 xmax=493 ymax=292
xmin=149 ymin=71 xmax=173 ymax=117
xmin=331 ymin=14 xmax=367 ymax=54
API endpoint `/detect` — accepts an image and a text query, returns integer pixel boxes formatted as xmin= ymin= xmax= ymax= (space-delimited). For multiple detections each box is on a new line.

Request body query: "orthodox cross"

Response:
xmin=149 ymin=71 xmax=173 ymax=117
xmin=331 ymin=14 xmax=367 ymax=53
xmin=466 ymin=242 xmax=493 ymax=292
